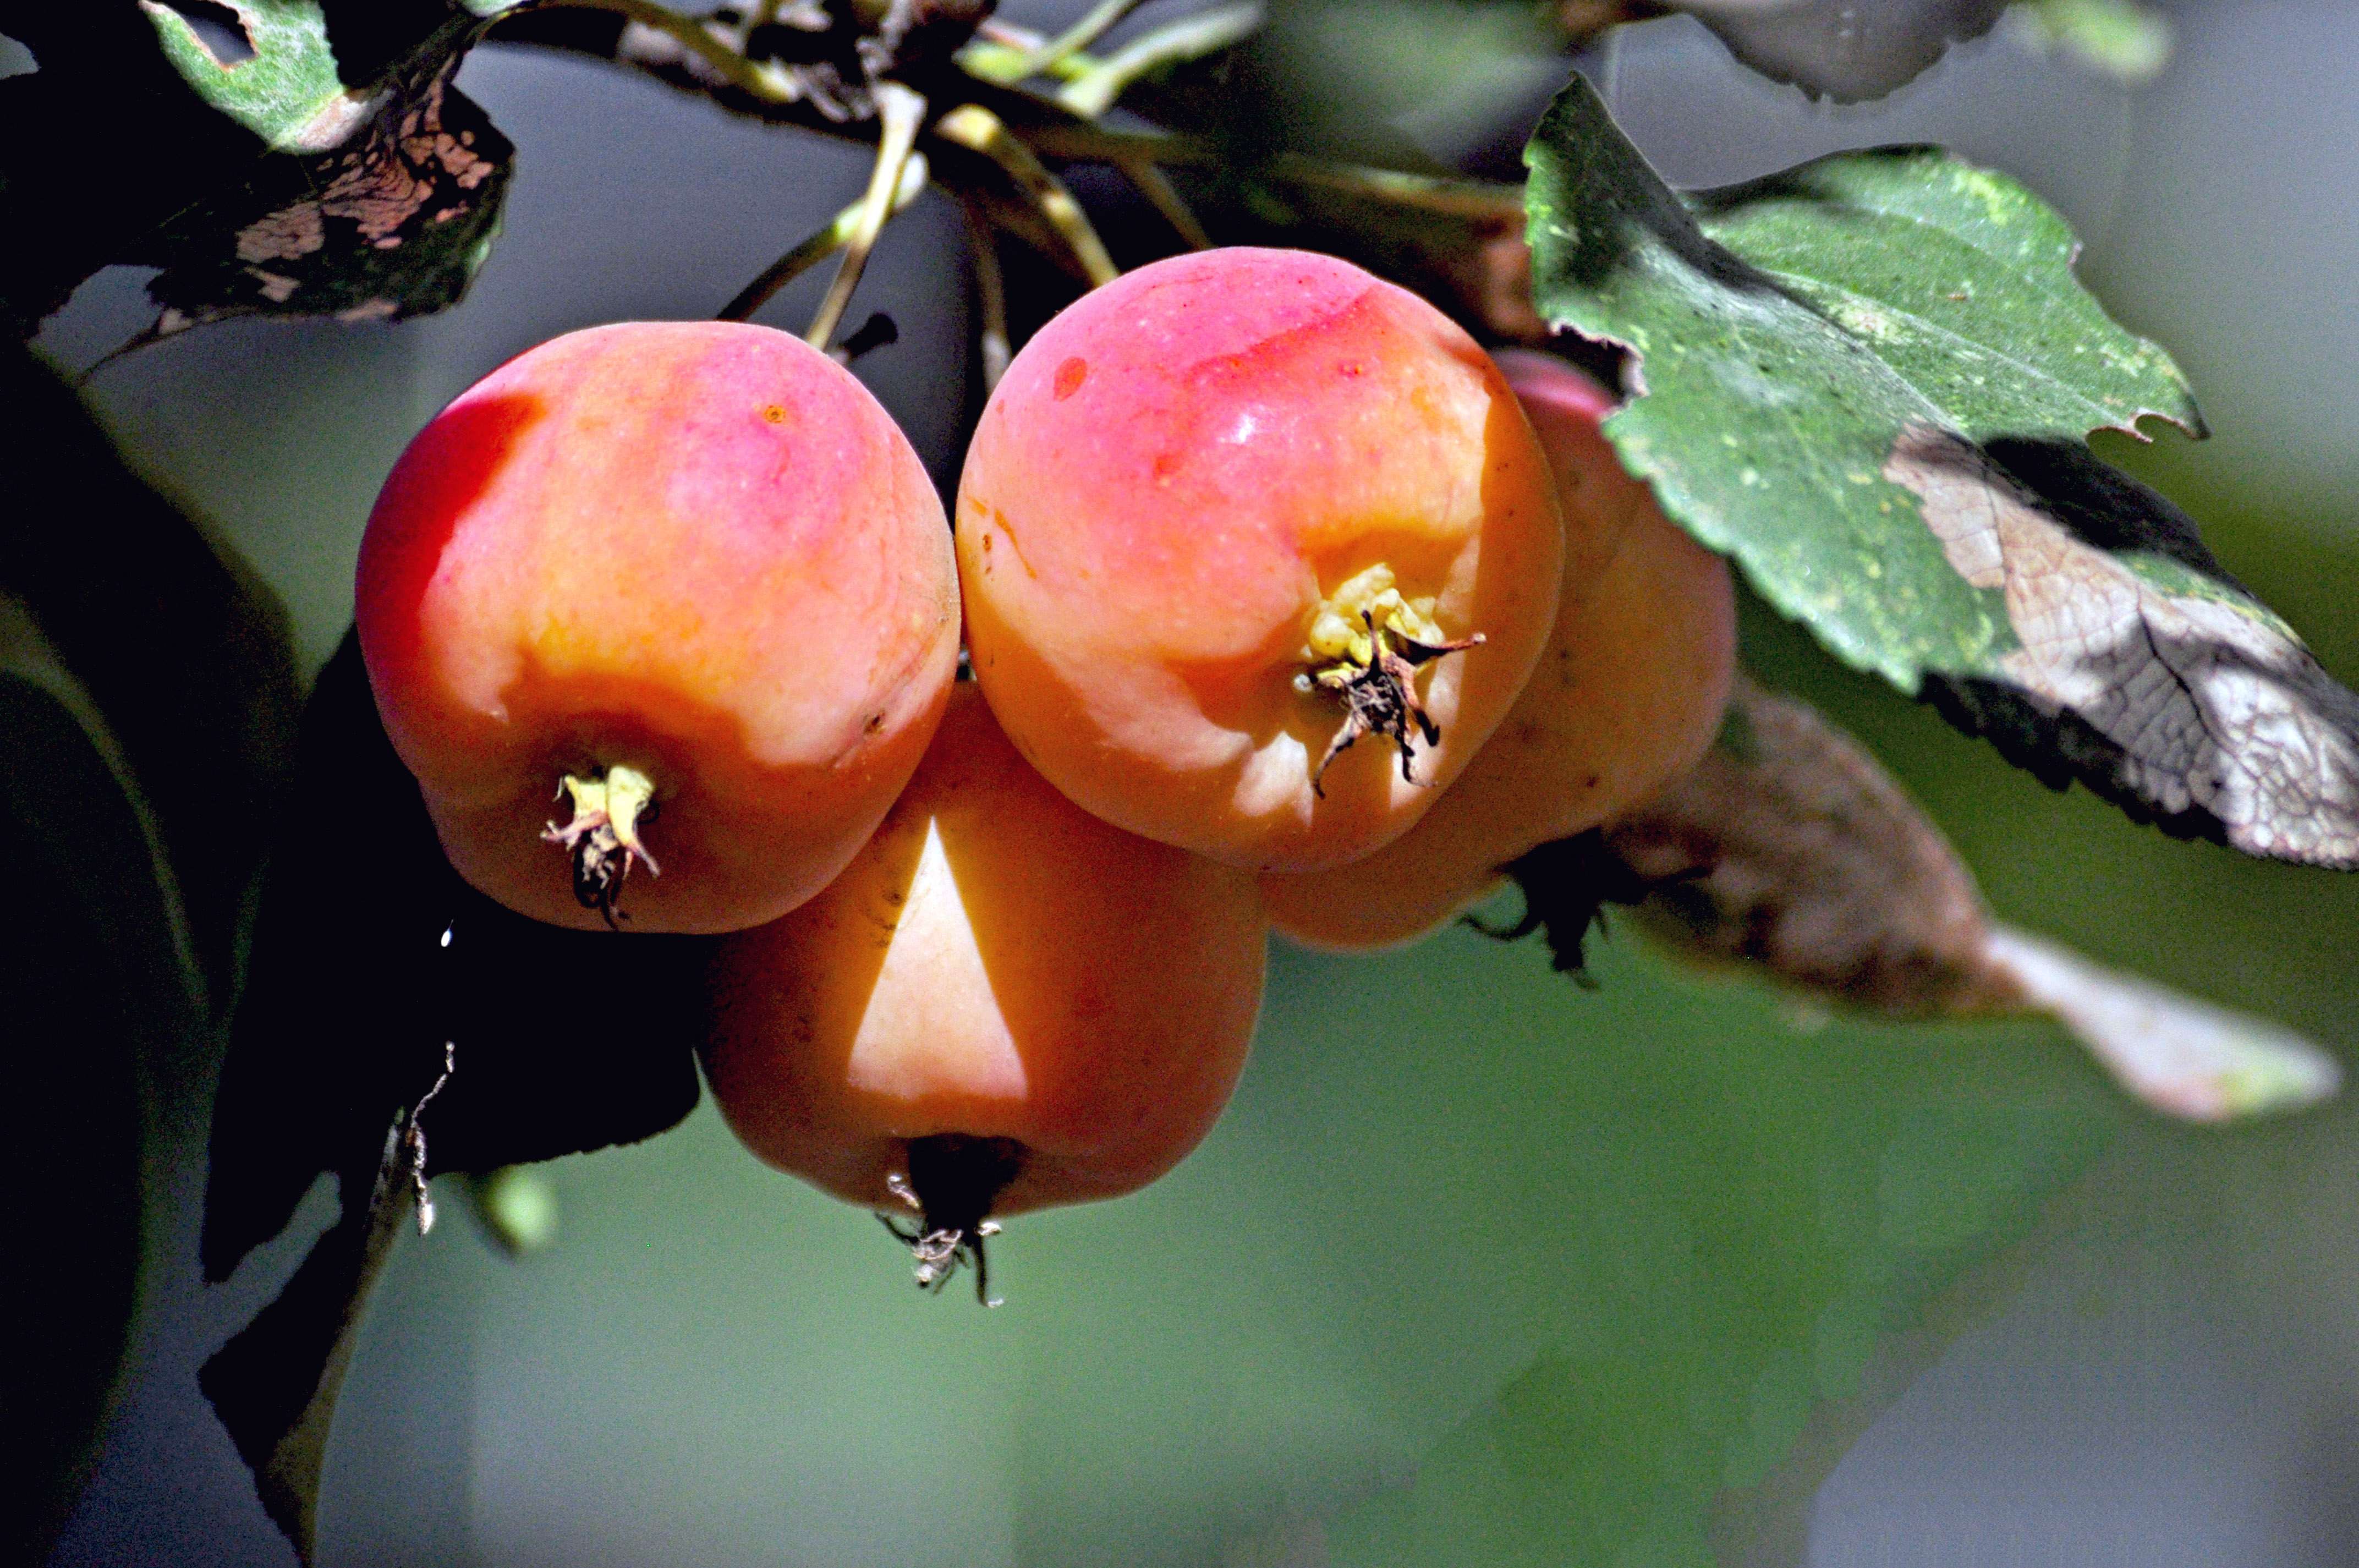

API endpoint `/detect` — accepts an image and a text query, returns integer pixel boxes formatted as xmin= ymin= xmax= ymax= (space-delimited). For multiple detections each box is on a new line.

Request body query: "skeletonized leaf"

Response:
xmin=1524 ymin=79 xmax=2359 ymax=869
xmin=1890 ymin=429 xmax=2359 ymax=865
xmin=140 ymin=0 xmax=377 ymax=153
xmin=1502 ymin=680 xmax=2342 ymax=1122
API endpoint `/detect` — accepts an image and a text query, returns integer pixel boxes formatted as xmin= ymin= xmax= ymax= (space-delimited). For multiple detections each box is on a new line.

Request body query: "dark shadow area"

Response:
xmin=203 ymin=633 xmax=710 ymax=1285
xmin=0 ymin=671 xmax=190 ymax=1566
xmin=1 ymin=340 xmax=301 ymax=999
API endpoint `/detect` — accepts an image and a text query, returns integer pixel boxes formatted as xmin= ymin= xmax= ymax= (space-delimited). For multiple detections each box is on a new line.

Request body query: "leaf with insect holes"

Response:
xmin=140 ymin=0 xmax=377 ymax=153
xmin=1523 ymin=77 xmax=2359 ymax=869
xmin=133 ymin=62 xmax=513 ymax=342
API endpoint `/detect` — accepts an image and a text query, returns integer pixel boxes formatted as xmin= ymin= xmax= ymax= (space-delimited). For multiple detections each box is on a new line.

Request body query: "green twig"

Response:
xmin=806 ymin=82 xmax=928 ymax=350
xmin=718 ymin=151 xmax=929 ymax=322
xmin=982 ymin=0 xmax=1151 ymax=85
xmin=1054 ymin=4 xmax=1262 ymax=119
xmin=932 ymin=103 xmax=1120 ymax=287
xmin=962 ymin=196 xmax=1012 ymax=390
xmin=1117 ymin=160 xmax=1212 ymax=250
xmin=1023 ymin=122 xmax=1524 ymax=221
xmin=546 ymin=0 xmax=806 ymax=104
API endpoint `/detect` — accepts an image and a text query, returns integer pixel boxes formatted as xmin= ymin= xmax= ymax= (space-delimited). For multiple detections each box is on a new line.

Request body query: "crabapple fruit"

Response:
xmin=954 ymin=248 xmax=1566 ymax=874
xmin=356 ymin=321 xmax=959 ymax=934
xmin=1259 ymin=349 xmax=1737 ymax=950
xmin=700 ymin=685 xmax=1267 ymax=1297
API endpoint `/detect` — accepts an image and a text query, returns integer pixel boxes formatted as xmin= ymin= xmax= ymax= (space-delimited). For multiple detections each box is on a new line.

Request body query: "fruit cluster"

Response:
xmin=355 ymin=248 xmax=1734 ymax=1294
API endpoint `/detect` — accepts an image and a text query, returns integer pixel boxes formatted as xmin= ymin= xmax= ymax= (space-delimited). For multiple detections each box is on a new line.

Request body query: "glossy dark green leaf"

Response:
xmin=204 ymin=634 xmax=711 ymax=1286
xmin=0 ymin=595 xmax=205 ymax=1563
xmin=202 ymin=634 xmax=711 ymax=1558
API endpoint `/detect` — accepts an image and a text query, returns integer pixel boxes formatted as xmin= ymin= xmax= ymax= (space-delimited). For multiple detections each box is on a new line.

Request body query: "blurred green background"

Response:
xmin=24 ymin=2 xmax=2359 ymax=1564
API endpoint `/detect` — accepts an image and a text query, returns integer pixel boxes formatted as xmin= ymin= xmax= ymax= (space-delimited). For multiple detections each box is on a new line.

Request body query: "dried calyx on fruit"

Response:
xmin=876 ymin=1136 xmax=1022 ymax=1302
xmin=1297 ymin=564 xmax=1485 ymax=791
xmin=1259 ymin=348 xmax=1738 ymax=951
xmin=540 ymin=765 xmax=660 ymax=926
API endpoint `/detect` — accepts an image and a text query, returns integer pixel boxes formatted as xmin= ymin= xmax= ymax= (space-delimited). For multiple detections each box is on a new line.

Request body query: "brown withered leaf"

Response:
xmin=1605 ymin=678 xmax=2012 ymax=1016
xmin=1504 ymin=679 xmax=2341 ymax=1122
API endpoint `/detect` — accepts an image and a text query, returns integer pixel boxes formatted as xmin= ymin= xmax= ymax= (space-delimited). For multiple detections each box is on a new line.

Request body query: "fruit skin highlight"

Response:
xmin=356 ymin=320 xmax=959 ymax=934
xmin=955 ymin=247 xmax=1566 ymax=874
xmin=701 ymin=686 xmax=1267 ymax=1284
xmin=1259 ymin=349 xmax=1738 ymax=951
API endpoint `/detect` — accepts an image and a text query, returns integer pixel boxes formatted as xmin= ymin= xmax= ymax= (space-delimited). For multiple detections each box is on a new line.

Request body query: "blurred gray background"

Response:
xmin=18 ymin=2 xmax=2359 ymax=1563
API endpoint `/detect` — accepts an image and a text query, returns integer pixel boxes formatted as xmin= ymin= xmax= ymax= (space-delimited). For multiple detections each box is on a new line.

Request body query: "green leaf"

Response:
xmin=1524 ymin=74 xmax=2193 ymax=690
xmin=140 ymin=0 xmax=375 ymax=153
xmin=1523 ymin=78 xmax=2359 ymax=871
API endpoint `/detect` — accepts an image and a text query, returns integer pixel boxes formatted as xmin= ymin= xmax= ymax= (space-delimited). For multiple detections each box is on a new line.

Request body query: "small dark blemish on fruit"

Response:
xmin=1054 ymin=357 xmax=1088 ymax=401
xmin=1338 ymin=361 xmax=1363 ymax=377
xmin=864 ymin=712 xmax=885 ymax=734
xmin=762 ymin=404 xmax=787 ymax=424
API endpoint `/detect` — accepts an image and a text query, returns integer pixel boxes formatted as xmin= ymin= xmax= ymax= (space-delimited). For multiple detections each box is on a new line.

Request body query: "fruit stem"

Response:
xmin=540 ymin=764 xmax=662 ymax=929
xmin=1296 ymin=564 xmax=1484 ymax=793
xmin=805 ymin=81 xmax=929 ymax=351
xmin=932 ymin=104 xmax=1121 ymax=288
xmin=879 ymin=1134 xmax=1025 ymax=1306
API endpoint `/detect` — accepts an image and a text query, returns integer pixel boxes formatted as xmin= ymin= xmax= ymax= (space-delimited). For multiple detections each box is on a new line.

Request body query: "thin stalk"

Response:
xmin=1023 ymin=122 xmax=1525 ymax=222
xmin=1266 ymin=153 xmax=1524 ymax=221
xmin=1054 ymin=3 xmax=1262 ymax=119
xmin=957 ymin=37 xmax=1098 ymax=86
xmin=932 ymin=103 xmax=1120 ymax=287
xmin=717 ymin=151 xmax=929 ymax=322
xmin=806 ymin=82 xmax=929 ymax=350
xmin=1010 ymin=0 xmax=1150 ymax=81
xmin=1117 ymin=159 xmax=1211 ymax=250
xmin=547 ymin=0 xmax=805 ymax=104
xmin=963 ymin=197 xmax=1011 ymax=391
